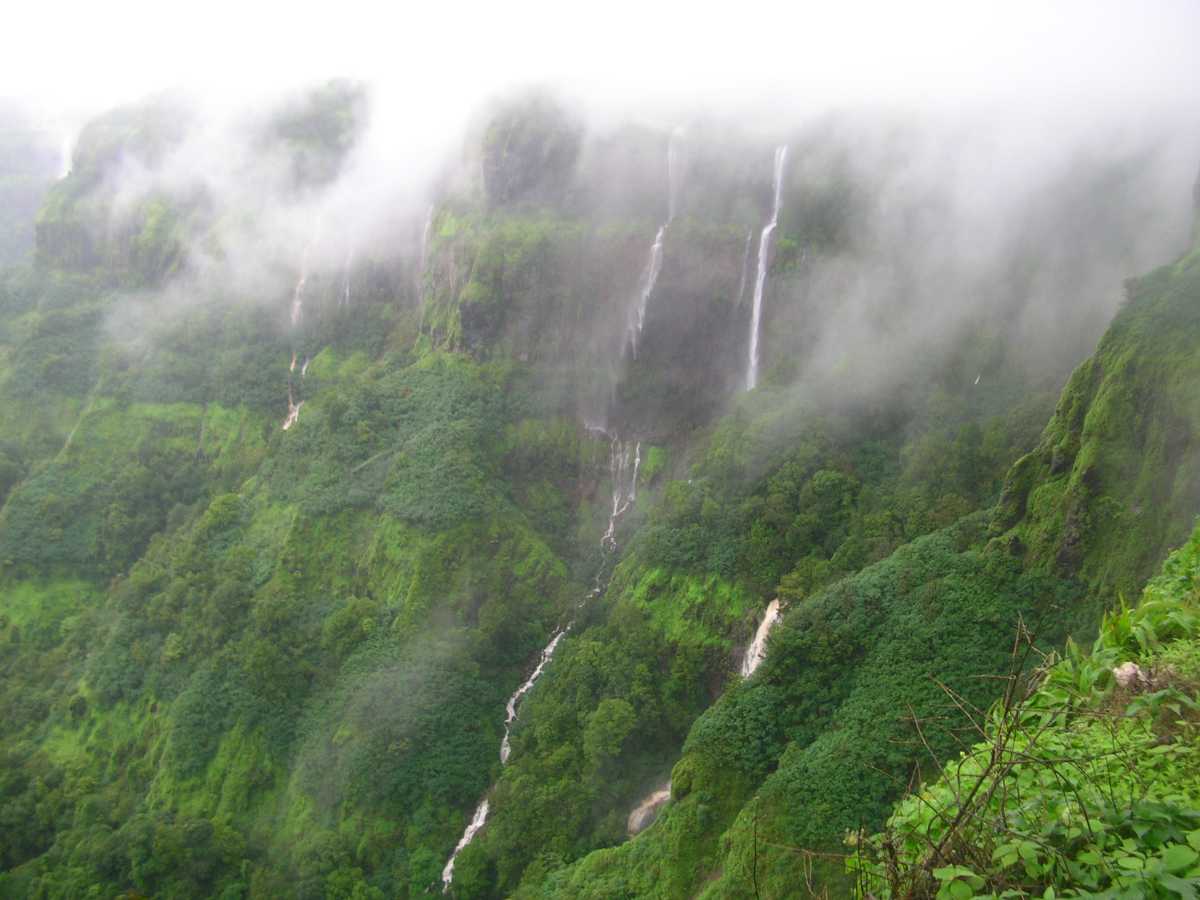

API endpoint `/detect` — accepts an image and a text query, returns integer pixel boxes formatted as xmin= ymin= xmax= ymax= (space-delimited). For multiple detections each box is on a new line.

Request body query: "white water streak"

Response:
xmin=442 ymin=426 xmax=642 ymax=888
xmin=500 ymin=627 xmax=569 ymax=763
xmin=441 ymin=799 xmax=490 ymax=889
xmin=58 ymin=134 xmax=73 ymax=179
xmin=626 ymin=227 xmax=665 ymax=359
xmin=289 ymin=274 xmax=308 ymax=328
xmin=627 ymin=782 xmax=672 ymax=835
xmin=741 ymin=599 xmax=782 ymax=677
xmin=289 ymin=220 xmax=322 ymax=327
xmin=281 ymin=384 xmax=303 ymax=431
xmin=603 ymin=437 xmax=641 ymax=549
xmin=747 ymin=145 xmax=788 ymax=391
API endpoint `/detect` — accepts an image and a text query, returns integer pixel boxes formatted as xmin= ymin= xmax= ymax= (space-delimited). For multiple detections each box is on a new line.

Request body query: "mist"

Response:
xmin=4 ymin=1 xmax=1200 ymax=436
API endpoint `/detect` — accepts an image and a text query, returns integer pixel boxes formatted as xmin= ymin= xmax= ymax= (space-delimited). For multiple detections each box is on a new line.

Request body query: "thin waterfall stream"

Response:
xmin=442 ymin=132 xmax=681 ymax=890
xmin=746 ymin=145 xmax=788 ymax=390
xmin=622 ymin=596 xmax=785 ymax=839
xmin=441 ymin=429 xmax=643 ymax=890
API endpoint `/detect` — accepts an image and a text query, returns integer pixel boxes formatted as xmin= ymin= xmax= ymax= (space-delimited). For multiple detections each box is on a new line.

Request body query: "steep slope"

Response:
xmin=0 ymin=90 xmax=1195 ymax=900
xmin=991 ymin=251 xmax=1200 ymax=600
xmin=519 ymin=233 xmax=1200 ymax=898
xmin=852 ymin=519 xmax=1200 ymax=899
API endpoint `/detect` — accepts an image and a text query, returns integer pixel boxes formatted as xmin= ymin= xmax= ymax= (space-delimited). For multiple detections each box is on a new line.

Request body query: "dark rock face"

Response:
xmin=481 ymin=94 xmax=582 ymax=209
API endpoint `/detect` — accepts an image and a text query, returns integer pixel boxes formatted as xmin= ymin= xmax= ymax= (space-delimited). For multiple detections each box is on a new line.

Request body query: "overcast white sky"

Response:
xmin=6 ymin=0 xmax=1200 ymax=124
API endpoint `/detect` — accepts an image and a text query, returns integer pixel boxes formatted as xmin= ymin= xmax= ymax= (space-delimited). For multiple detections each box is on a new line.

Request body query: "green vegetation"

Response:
xmin=850 ymin=521 xmax=1200 ymax=899
xmin=1 ymin=91 xmax=1198 ymax=900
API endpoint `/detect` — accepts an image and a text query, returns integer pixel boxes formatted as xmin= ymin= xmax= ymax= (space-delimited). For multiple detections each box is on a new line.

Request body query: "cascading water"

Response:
xmin=625 ymin=228 xmax=665 ymax=360
xmin=289 ymin=273 xmax=308 ymax=328
xmin=500 ymin=628 xmax=568 ymax=764
xmin=624 ymin=130 xmax=682 ymax=360
xmin=746 ymin=145 xmax=788 ymax=391
xmin=341 ymin=247 xmax=353 ymax=307
xmin=444 ymin=139 xmax=675 ymax=886
xmin=58 ymin=134 xmax=73 ymax=179
xmin=442 ymin=426 xmax=643 ymax=890
xmin=282 ymin=384 xmax=303 ymax=431
xmin=627 ymin=781 xmax=672 ymax=835
xmin=603 ymin=436 xmax=641 ymax=549
xmin=282 ymin=223 xmax=322 ymax=430
xmin=440 ymin=800 xmax=489 ymax=887
xmin=741 ymin=598 xmax=783 ymax=678
xmin=618 ymin=597 xmax=783 ymax=839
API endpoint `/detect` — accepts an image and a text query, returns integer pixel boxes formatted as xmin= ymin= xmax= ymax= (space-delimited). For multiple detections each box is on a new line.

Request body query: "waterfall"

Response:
xmin=619 ymin=598 xmax=781 ymax=842
xmin=282 ymin=383 xmax=303 ymax=431
xmin=289 ymin=273 xmax=308 ymax=328
xmin=58 ymin=134 xmax=73 ymax=179
xmin=301 ymin=357 xmax=310 ymax=379
xmin=625 ymin=130 xmax=683 ymax=360
xmin=289 ymin=220 xmax=322 ymax=327
xmin=283 ymin=222 xmax=321 ymax=429
xmin=442 ymin=426 xmax=643 ymax=889
xmin=625 ymin=228 xmax=665 ymax=360
xmin=746 ymin=145 xmax=788 ymax=391
xmin=500 ymin=628 xmax=569 ymax=763
xmin=341 ymin=247 xmax=353 ymax=307
xmin=440 ymin=799 xmax=489 ymax=888
xmin=735 ymin=229 xmax=753 ymax=307
xmin=603 ymin=437 xmax=641 ymax=549
xmin=741 ymin=599 xmax=783 ymax=677
xmin=627 ymin=781 xmax=672 ymax=836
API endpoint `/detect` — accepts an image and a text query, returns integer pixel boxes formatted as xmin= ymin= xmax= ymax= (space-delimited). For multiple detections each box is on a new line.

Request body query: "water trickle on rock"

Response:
xmin=440 ymin=799 xmax=490 ymax=888
xmin=741 ymin=598 xmax=783 ymax=678
xmin=442 ymin=424 xmax=643 ymax=890
xmin=603 ymin=436 xmax=641 ymax=549
xmin=281 ymin=384 xmax=303 ymax=431
xmin=500 ymin=628 xmax=568 ymax=764
xmin=442 ymin=136 xmax=680 ymax=885
xmin=747 ymin=145 xmax=788 ymax=391
xmin=625 ymin=130 xmax=683 ymax=360
xmin=626 ymin=227 xmax=666 ymax=360
xmin=58 ymin=134 xmax=73 ymax=179
xmin=627 ymin=781 xmax=672 ymax=836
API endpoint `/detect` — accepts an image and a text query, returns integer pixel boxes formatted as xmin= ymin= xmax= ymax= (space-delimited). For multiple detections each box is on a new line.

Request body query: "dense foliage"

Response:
xmin=850 ymin=522 xmax=1200 ymax=899
xmin=0 ymin=89 xmax=1197 ymax=900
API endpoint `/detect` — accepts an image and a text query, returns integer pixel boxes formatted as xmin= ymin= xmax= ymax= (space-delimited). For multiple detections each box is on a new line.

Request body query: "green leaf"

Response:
xmin=1163 ymin=844 xmax=1200 ymax=874
xmin=1161 ymin=872 xmax=1199 ymax=900
xmin=1118 ymin=855 xmax=1145 ymax=871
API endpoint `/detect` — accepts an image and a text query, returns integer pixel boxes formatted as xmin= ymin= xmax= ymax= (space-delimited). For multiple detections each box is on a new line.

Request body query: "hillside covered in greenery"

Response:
xmin=0 ymin=84 xmax=1197 ymax=900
